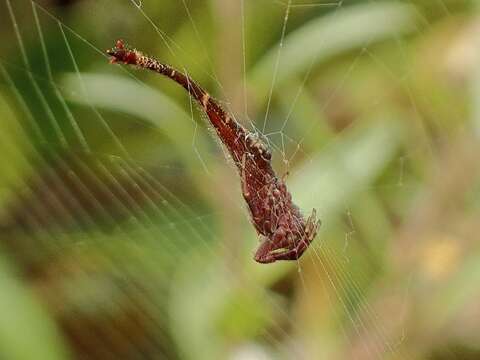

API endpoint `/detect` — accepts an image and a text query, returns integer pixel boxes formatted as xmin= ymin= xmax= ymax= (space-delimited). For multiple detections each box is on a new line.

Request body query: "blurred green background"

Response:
xmin=0 ymin=0 xmax=479 ymax=359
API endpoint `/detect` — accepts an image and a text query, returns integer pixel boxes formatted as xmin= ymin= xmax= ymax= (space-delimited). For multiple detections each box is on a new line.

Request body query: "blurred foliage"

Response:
xmin=0 ymin=0 xmax=480 ymax=359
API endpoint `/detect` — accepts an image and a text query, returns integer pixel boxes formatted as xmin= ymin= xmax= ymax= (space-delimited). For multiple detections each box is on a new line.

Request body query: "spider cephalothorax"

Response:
xmin=240 ymin=160 xmax=319 ymax=263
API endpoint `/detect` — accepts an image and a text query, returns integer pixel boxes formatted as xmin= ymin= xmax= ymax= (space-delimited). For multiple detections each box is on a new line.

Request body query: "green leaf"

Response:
xmin=249 ymin=2 xmax=417 ymax=99
xmin=0 ymin=257 xmax=70 ymax=360
xmin=62 ymin=72 xmax=210 ymax=169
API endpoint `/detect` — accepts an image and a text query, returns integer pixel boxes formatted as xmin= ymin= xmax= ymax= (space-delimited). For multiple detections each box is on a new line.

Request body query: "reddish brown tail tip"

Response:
xmin=107 ymin=39 xmax=138 ymax=65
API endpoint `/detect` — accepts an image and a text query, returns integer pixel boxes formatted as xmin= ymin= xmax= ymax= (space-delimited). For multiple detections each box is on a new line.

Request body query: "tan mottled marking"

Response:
xmin=241 ymin=154 xmax=250 ymax=198
xmin=201 ymin=93 xmax=210 ymax=108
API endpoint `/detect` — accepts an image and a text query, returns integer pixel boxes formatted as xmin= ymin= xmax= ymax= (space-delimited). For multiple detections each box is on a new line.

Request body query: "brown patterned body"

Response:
xmin=107 ymin=40 xmax=319 ymax=263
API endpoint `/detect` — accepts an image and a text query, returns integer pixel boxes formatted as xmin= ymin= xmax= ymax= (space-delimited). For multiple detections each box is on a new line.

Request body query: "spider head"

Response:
xmin=254 ymin=209 xmax=319 ymax=264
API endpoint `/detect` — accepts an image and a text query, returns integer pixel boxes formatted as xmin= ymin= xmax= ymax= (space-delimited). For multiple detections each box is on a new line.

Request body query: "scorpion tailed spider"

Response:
xmin=107 ymin=40 xmax=320 ymax=263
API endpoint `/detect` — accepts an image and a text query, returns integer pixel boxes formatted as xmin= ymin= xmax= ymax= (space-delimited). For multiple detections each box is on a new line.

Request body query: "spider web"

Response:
xmin=1 ymin=0 xmax=479 ymax=359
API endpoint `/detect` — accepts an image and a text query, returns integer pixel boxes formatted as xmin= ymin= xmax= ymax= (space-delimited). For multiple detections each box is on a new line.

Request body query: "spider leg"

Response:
xmin=255 ymin=209 xmax=320 ymax=263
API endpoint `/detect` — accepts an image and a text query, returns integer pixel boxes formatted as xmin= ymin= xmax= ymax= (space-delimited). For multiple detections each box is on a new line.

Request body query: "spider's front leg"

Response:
xmin=278 ymin=208 xmax=320 ymax=261
xmin=254 ymin=225 xmax=291 ymax=263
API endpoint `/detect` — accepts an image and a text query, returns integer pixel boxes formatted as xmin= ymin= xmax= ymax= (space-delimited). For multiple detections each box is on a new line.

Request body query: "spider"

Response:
xmin=107 ymin=40 xmax=320 ymax=263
